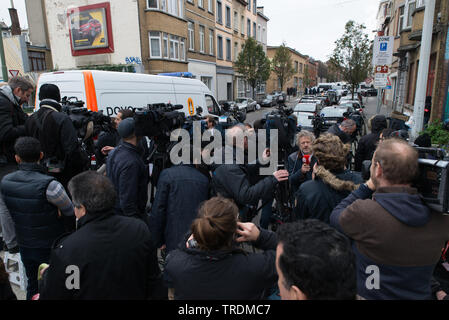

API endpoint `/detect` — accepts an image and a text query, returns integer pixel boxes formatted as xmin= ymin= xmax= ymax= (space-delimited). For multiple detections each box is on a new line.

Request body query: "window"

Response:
xmin=180 ymin=39 xmax=186 ymax=61
xmin=397 ymin=5 xmax=404 ymax=34
xmin=253 ymin=22 xmax=256 ymax=38
xmin=257 ymin=25 xmax=261 ymax=42
xmin=216 ymin=1 xmax=222 ymax=24
xmin=28 ymin=51 xmax=46 ymax=72
xmin=198 ymin=0 xmax=204 ymax=8
xmin=294 ymin=61 xmax=298 ymax=73
xmin=262 ymin=27 xmax=265 ymax=43
xmin=234 ymin=42 xmax=238 ymax=62
xmin=299 ymin=63 xmax=303 ymax=73
xmin=188 ymin=22 xmax=195 ymax=51
xmin=247 ymin=19 xmax=251 ymax=37
xmin=199 ymin=25 xmax=205 ymax=53
xmin=406 ymin=1 xmax=416 ymax=28
xmin=253 ymin=0 xmax=257 ymax=14
xmin=241 ymin=16 xmax=245 ymax=35
xmin=163 ymin=33 xmax=169 ymax=58
xmin=225 ymin=6 xmax=231 ymax=28
xmin=149 ymin=31 xmax=161 ymax=58
xmin=217 ymin=35 xmax=223 ymax=59
xmin=209 ymin=29 xmax=214 ymax=55
xmin=226 ymin=38 xmax=231 ymax=61
xmin=234 ymin=11 xmax=238 ymax=31
xmin=201 ymin=76 xmax=212 ymax=90
xmin=169 ymin=35 xmax=180 ymax=60
xmin=147 ymin=0 xmax=158 ymax=9
xmin=187 ymin=0 xmax=193 ymax=3
xmin=247 ymin=0 xmax=251 ymax=11
xmin=166 ymin=0 xmax=183 ymax=18
xmin=206 ymin=94 xmax=220 ymax=115
xmin=160 ymin=0 xmax=167 ymax=11
xmin=208 ymin=0 xmax=213 ymax=13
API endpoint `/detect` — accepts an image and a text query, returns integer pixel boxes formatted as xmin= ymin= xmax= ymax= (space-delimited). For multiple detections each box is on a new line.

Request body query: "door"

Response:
xmin=227 ymin=82 xmax=232 ymax=101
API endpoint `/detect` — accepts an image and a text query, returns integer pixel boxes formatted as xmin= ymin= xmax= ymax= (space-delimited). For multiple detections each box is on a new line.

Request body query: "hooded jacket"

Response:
xmin=295 ymin=166 xmax=363 ymax=224
xmin=354 ymin=115 xmax=387 ymax=171
xmin=330 ymin=184 xmax=449 ymax=300
xmin=0 ymin=85 xmax=28 ymax=162
xmin=287 ymin=151 xmax=318 ymax=193
xmin=164 ymin=229 xmax=278 ymax=300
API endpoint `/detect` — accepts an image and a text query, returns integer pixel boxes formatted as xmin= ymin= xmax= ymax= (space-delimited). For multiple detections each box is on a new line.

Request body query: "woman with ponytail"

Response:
xmin=165 ymin=197 xmax=278 ymax=300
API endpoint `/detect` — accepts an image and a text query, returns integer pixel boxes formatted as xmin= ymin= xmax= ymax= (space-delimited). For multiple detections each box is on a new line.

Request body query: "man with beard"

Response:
xmin=330 ymin=139 xmax=449 ymax=300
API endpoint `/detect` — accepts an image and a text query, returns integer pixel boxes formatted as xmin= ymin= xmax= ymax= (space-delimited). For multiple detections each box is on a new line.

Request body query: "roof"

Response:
xmin=0 ymin=21 xmax=10 ymax=30
xmin=267 ymin=46 xmax=308 ymax=60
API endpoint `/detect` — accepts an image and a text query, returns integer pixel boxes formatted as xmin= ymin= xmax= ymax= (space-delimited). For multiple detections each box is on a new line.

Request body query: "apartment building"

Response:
xmin=185 ymin=0 xmax=217 ymax=96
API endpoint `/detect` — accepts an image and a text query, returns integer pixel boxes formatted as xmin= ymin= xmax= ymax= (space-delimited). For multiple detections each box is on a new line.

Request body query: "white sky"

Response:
xmin=258 ymin=0 xmax=380 ymax=61
xmin=0 ymin=0 xmax=380 ymax=61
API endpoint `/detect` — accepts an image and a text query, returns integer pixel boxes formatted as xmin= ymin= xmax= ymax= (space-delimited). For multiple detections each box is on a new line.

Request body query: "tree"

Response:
xmin=329 ymin=20 xmax=372 ymax=99
xmin=235 ymin=37 xmax=271 ymax=99
xmin=271 ymin=43 xmax=295 ymax=92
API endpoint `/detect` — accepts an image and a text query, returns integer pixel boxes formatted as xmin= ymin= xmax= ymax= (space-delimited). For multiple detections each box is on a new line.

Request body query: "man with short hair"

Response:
xmin=276 ymin=220 xmax=356 ymax=300
xmin=0 ymin=137 xmax=73 ymax=300
xmin=327 ymin=119 xmax=356 ymax=144
xmin=330 ymin=139 xmax=449 ymax=299
xmin=39 ymin=171 xmax=164 ymax=300
xmin=354 ymin=115 xmax=387 ymax=171
xmin=107 ymin=117 xmax=149 ymax=221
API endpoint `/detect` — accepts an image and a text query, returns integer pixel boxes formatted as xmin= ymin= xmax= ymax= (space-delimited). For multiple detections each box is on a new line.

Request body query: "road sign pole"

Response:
xmin=376 ymin=89 xmax=382 ymax=114
xmin=0 ymin=30 xmax=8 ymax=82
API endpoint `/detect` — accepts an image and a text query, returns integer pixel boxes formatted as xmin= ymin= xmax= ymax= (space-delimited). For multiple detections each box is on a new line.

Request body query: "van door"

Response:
xmin=205 ymin=94 xmax=220 ymax=115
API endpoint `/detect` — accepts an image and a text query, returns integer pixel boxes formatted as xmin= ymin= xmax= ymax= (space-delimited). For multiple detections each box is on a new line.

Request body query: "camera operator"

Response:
xmin=327 ymin=119 xmax=356 ymax=145
xmin=106 ymin=118 xmax=149 ymax=222
xmin=212 ymin=124 xmax=289 ymax=223
xmin=294 ymin=134 xmax=363 ymax=224
xmin=354 ymin=115 xmax=387 ymax=172
xmin=149 ymin=145 xmax=210 ymax=254
xmin=287 ymin=131 xmax=318 ymax=194
xmin=25 ymin=84 xmax=88 ymax=188
xmin=330 ymin=138 xmax=449 ymax=300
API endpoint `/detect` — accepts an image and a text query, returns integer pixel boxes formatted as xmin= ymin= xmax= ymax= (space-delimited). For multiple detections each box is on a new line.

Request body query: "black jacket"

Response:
xmin=25 ymin=100 xmax=88 ymax=186
xmin=165 ymin=229 xmax=278 ymax=300
xmin=327 ymin=124 xmax=351 ymax=144
xmin=106 ymin=141 xmax=149 ymax=219
xmin=212 ymin=147 xmax=277 ymax=209
xmin=354 ymin=115 xmax=387 ymax=171
xmin=149 ymin=164 xmax=210 ymax=253
xmin=1 ymin=163 xmax=65 ymax=249
xmin=295 ymin=166 xmax=363 ymax=224
xmin=0 ymin=86 xmax=28 ymax=163
xmin=39 ymin=211 xmax=162 ymax=300
xmin=287 ymin=151 xmax=318 ymax=193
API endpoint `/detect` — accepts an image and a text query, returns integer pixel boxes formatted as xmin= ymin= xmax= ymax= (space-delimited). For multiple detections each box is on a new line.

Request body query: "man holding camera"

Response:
xmin=330 ymin=139 xmax=449 ymax=300
xmin=25 ymin=84 xmax=88 ymax=188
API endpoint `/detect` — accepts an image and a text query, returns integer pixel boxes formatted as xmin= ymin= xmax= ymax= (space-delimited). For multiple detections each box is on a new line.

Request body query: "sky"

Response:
xmin=0 ymin=0 xmax=380 ymax=61
xmin=258 ymin=0 xmax=380 ymax=62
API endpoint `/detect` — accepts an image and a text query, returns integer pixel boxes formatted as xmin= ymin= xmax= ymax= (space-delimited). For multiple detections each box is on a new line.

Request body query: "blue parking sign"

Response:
xmin=380 ymin=43 xmax=388 ymax=51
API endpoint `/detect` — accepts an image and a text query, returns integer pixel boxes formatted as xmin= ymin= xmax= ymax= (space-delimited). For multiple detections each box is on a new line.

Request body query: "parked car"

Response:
xmin=236 ymin=97 xmax=257 ymax=112
xmin=261 ymin=95 xmax=277 ymax=107
xmin=294 ymin=103 xmax=321 ymax=115
xmin=293 ymin=103 xmax=321 ymax=132
xmin=318 ymin=106 xmax=354 ymax=132
xmin=366 ymin=88 xmax=378 ymax=96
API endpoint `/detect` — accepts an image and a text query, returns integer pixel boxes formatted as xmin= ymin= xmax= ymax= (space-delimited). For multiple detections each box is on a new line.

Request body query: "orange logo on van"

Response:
xmin=187 ymin=98 xmax=195 ymax=116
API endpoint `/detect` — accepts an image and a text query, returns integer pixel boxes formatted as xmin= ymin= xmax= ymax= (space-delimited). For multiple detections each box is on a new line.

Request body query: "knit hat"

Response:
xmin=39 ymin=84 xmax=61 ymax=102
xmin=117 ymin=118 xmax=135 ymax=139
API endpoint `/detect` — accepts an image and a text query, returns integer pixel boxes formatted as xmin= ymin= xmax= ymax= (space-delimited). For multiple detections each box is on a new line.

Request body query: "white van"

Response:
xmin=34 ymin=70 xmax=220 ymax=117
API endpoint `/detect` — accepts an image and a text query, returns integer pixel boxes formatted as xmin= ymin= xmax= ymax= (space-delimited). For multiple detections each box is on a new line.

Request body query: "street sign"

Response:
xmin=385 ymin=76 xmax=392 ymax=90
xmin=373 ymin=36 xmax=394 ymax=66
xmin=9 ymin=70 xmax=19 ymax=78
xmin=374 ymin=73 xmax=388 ymax=89
xmin=375 ymin=65 xmax=389 ymax=74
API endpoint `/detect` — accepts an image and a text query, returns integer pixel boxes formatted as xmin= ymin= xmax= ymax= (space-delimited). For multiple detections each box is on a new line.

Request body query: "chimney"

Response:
xmin=9 ymin=8 xmax=21 ymax=36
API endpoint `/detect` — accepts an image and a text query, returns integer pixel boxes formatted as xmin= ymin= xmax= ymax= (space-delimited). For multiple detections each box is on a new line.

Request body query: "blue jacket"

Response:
xmin=149 ymin=164 xmax=209 ymax=253
xmin=1 ymin=163 xmax=65 ymax=248
xmin=330 ymin=185 xmax=449 ymax=300
xmin=107 ymin=141 xmax=148 ymax=220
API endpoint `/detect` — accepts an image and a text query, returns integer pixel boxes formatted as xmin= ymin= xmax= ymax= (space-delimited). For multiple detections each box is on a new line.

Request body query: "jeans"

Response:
xmin=19 ymin=247 xmax=51 ymax=300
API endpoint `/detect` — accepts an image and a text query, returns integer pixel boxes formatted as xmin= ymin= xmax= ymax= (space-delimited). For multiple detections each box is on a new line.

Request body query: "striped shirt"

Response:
xmin=46 ymin=180 xmax=74 ymax=217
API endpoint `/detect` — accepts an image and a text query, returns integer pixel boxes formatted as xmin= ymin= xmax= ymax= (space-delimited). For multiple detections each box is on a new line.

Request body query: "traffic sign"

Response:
xmin=373 ymin=36 xmax=394 ymax=66
xmin=9 ymin=70 xmax=19 ymax=77
xmin=386 ymin=76 xmax=392 ymax=90
xmin=374 ymin=73 xmax=388 ymax=89
xmin=375 ymin=65 xmax=389 ymax=74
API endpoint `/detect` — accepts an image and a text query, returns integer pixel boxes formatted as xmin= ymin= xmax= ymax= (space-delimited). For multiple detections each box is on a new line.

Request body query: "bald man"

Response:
xmin=330 ymin=139 xmax=449 ymax=300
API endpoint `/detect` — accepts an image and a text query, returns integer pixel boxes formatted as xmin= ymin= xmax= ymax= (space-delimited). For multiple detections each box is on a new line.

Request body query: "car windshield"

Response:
xmin=236 ymin=98 xmax=247 ymax=103
xmin=320 ymin=108 xmax=346 ymax=118
xmin=266 ymin=95 xmax=273 ymax=99
xmin=294 ymin=104 xmax=316 ymax=112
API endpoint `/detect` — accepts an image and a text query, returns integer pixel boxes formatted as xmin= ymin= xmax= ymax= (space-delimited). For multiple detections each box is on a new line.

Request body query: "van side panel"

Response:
xmin=172 ymin=79 xmax=211 ymax=116
xmin=35 ymin=72 xmax=86 ymax=109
